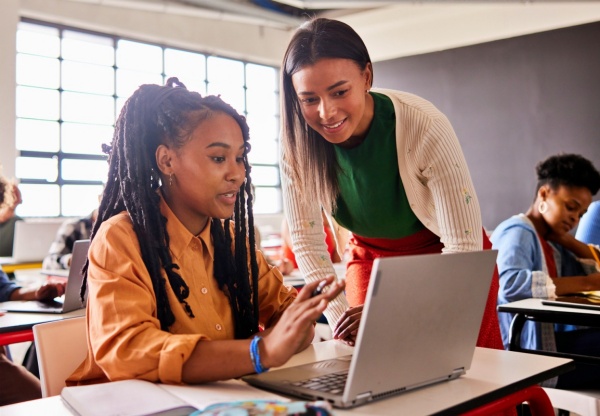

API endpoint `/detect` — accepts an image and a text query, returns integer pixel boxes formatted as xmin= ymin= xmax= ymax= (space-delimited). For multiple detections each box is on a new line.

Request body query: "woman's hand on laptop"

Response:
xmin=260 ymin=275 xmax=345 ymax=368
xmin=333 ymin=305 xmax=363 ymax=346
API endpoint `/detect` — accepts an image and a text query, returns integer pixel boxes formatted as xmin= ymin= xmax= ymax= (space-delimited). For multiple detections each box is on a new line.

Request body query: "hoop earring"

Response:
xmin=538 ymin=201 xmax=548 ymax=214
xmin=169 ymin=173 xmax=173 ymax=187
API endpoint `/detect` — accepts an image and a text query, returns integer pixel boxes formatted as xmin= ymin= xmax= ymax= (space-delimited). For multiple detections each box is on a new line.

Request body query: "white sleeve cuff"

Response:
xmin=532 ymin=270 xmax=556 ymax=300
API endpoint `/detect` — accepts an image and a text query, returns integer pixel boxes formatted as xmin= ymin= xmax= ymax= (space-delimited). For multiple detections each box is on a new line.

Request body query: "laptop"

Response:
xmin=2 ymin=240 xmax=90 ymax=314
xmin=0 ymin=220 xmax=62 ymax=264
xmin=243 ymin=250 xmax=498 ymax=408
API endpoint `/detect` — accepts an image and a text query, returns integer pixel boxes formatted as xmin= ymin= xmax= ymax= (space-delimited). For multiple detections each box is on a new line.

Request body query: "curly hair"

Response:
xmin=82 ymin=77 xmax=260 ymax=339
xmin=535 ymin=153 xmax=600 ymax=196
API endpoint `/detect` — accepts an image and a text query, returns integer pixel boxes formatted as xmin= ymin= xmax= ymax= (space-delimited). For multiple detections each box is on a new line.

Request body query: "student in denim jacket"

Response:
xmin=492 ymin=153 xmax=600 ymax=389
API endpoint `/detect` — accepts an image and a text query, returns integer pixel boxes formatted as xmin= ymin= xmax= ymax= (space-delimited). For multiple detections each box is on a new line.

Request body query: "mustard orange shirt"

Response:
xmin=68 ymin=195 xmax=296 ymax=385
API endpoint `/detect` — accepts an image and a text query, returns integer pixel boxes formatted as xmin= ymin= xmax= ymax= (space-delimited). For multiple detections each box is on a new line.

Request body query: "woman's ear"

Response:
xmin=364 ymin=62 xmax=373 ymax=89
xmin=538 ymin=184 xmax=551 ymax=201
xmin=155 ymin=144 xmax=173 ymax=176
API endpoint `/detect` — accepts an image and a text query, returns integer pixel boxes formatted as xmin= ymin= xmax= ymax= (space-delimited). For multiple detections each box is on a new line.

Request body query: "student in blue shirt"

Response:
xmin=0 ymin=178 xmax=66 ymax=405
xmin=576 ymin=200 xmax=600 ymax=247
xmin=492 ymin=153 xmax=600 ymax=389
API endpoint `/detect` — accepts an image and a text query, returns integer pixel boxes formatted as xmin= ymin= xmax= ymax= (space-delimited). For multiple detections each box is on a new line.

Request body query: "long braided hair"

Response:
xmin=81 ymin=78 xmax=260 ymax=339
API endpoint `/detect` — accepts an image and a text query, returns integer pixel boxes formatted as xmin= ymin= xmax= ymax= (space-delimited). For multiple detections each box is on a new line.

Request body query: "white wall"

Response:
xmin=0 ymin=0 xmax=18 ymax=178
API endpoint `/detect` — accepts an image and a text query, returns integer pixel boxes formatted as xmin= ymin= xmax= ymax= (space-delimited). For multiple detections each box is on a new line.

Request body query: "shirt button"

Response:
xmin=201 ymin=287 xmax=208 ymax=294
xmin=215 ymin=324 xmax=222 ymax=331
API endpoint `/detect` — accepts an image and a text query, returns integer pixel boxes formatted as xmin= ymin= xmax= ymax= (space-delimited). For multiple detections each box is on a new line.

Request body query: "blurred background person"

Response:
xmin=42 ymin=209 xmax=98 ymax=270
xmin=0 ymin=175 xmax=23 ymax=257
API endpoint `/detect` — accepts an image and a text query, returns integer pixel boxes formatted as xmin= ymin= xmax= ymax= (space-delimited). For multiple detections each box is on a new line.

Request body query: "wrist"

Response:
xmin=249 ymin=335 xmax=270 ymax=374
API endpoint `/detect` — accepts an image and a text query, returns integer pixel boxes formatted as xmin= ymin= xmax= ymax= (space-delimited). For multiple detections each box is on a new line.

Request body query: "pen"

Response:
xmin=311 ymin=280 xmax=328 ymax=298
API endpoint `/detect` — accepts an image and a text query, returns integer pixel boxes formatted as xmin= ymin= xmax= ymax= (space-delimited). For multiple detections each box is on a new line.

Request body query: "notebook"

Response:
xmin=2 ymin=239 xmax=90 ymax=314
xmin=0 ymin=220 xmax=62 ymax=264
xmin=243 ymin=250 xmax=498 ymax=408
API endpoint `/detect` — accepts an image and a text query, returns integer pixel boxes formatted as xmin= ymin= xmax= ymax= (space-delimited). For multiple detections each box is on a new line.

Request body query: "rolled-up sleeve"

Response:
xmin=84 ymin=218 xmax=202 ymax=384
xmin=493 ymin=224 xmax=555 ymax=303
xmin=254 ymin=252 xmax=297 ymax=328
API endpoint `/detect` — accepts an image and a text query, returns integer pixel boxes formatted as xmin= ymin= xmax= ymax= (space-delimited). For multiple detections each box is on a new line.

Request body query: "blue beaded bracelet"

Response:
xmin=250 ymin=335 xmax=269 ymax=374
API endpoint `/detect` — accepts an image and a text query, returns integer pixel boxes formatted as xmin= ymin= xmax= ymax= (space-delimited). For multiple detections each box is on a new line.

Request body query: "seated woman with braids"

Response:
xmin=67 ymin=78 xmax=344 ymax=386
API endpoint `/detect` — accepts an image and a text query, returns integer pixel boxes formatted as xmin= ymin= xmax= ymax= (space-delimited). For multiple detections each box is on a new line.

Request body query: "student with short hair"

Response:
xmin=0 ymin=180 xmax=65 ymax=406
xmin=0 ymin=175 xmax=23 ymax=257
xmin=492 ymin=153 xmax=600 ymax=388
xmin=67 ymin=78 xmax=344 ymax=386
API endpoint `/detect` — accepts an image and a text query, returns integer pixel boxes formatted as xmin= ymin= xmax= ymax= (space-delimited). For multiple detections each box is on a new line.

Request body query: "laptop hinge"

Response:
xmin=452 ymin=367 xmax=466 ymax=378
xmin=354 ymin=392 xmax=373 ymax=406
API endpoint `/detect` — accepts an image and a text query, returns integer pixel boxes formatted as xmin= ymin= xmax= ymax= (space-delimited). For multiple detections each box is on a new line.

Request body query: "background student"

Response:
xmin=279 ymin=17 xmax=501 ymax=348
xmin=42 ymin=208 xmax=98 ymax=270
xmin=67 ymin=78 xmax=344 ymax=386
xmin=0 ymin=175 xmax=23 ymax=257
xmin=0 ymin=178 xmax=65 ymax=405
xmin=492 ymin=153 xmax=600 ymax=389
xmin=576 ymin=200 xmax=600 ymax=248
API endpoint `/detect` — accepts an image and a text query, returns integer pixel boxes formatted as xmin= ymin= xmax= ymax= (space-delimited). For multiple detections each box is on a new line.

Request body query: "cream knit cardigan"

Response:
xmin=281 ymin=88 xmax=483 ymax=328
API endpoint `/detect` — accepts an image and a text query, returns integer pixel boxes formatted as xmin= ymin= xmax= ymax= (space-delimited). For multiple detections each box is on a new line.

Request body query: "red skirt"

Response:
xmin=346 ymin=228 xmax=503 ymax=350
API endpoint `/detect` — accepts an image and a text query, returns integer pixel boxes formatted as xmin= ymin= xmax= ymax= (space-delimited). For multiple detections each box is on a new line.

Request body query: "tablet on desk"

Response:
xmin=542 ymin=297 xmax=600 ymax=312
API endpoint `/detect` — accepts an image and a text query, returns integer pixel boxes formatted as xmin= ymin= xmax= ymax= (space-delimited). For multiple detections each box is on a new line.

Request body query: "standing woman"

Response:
xmin=67 ymin=78 xmax=344 ymax=386
xmin=280 ymin=17 xmax=502 ymax=349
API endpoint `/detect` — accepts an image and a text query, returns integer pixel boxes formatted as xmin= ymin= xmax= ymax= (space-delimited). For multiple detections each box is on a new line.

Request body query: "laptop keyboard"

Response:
xmin=292 ymin=371 xmax=348 ymax=394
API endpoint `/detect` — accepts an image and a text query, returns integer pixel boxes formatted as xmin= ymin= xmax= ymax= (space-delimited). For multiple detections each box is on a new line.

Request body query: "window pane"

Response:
xmin=16 ymin=119 xmax=60 ymax=152
xmin=62 ymin=159 xmax=108 ymax=182
xmin=165 ymin=48 xmax=206 ymax=94
xmin=116 ymin=69 xmax=163 ymax=98
xmin=246 ymin=88 xmax=277 ymax=118
xmin=16 ymin=157 xmax=58 ymax=181
xmin=62 ymin=185 xmax=104 ymax=217
xmin=17 ymin=22 xmax=60 ymax=57
xmin=250 ymin=166 xmax=279 ymax=187
xmin=62 ymin=92 xmax=115 ymax=125
xmin=62 ymin=123 xmax=113 ymax=155
xmin=246 ymin=63 xmax=277 ymax=116
xmin=246 ymin=114 xmax=278 ymax=165
xmin=18 ymin=184 xmax=60 ymax=217
xmin=16 ymin=86 xmax=59 ymax=120
xmin=62 ymin=30 xmax=114 ymax=66
xmin=117 ymin=40 xmax=162 ymax=72
xmin=253 ymin=187 xmax=281 ymax=214
xmin=16 ymin=54 xmax=59 ymax=89
xmin=62 ymin=60 xmax=115 ymax=95
xmin=207 ymin=57 xmax=245 ymax=113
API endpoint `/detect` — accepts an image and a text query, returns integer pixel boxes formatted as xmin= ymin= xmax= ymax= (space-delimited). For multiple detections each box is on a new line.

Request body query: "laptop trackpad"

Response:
xmin=261 ymin=357 xmax=351 ymax=383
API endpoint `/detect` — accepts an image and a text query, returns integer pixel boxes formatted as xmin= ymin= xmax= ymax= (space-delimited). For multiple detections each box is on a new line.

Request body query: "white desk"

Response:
xmin=0 ymin=307 xmax=85 ymax=346
xmin=0 ymin=340 xmax=573 ymax=415
xmin=498 ymin=297 xmax=600 ymax=364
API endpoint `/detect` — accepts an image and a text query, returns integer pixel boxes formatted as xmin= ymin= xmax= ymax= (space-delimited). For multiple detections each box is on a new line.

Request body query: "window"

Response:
xmin=15 ymin=19 xmax=281 ymax=217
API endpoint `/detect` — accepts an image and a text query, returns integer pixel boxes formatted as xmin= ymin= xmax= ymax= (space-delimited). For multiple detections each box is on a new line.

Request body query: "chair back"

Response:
xmin=33 ymin=316 xmax=87 ymax=397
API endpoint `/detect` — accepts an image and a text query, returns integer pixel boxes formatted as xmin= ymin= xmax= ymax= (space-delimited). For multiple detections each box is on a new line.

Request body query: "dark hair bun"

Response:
xmin=536 ymin=153 xmax=600 ymax=195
